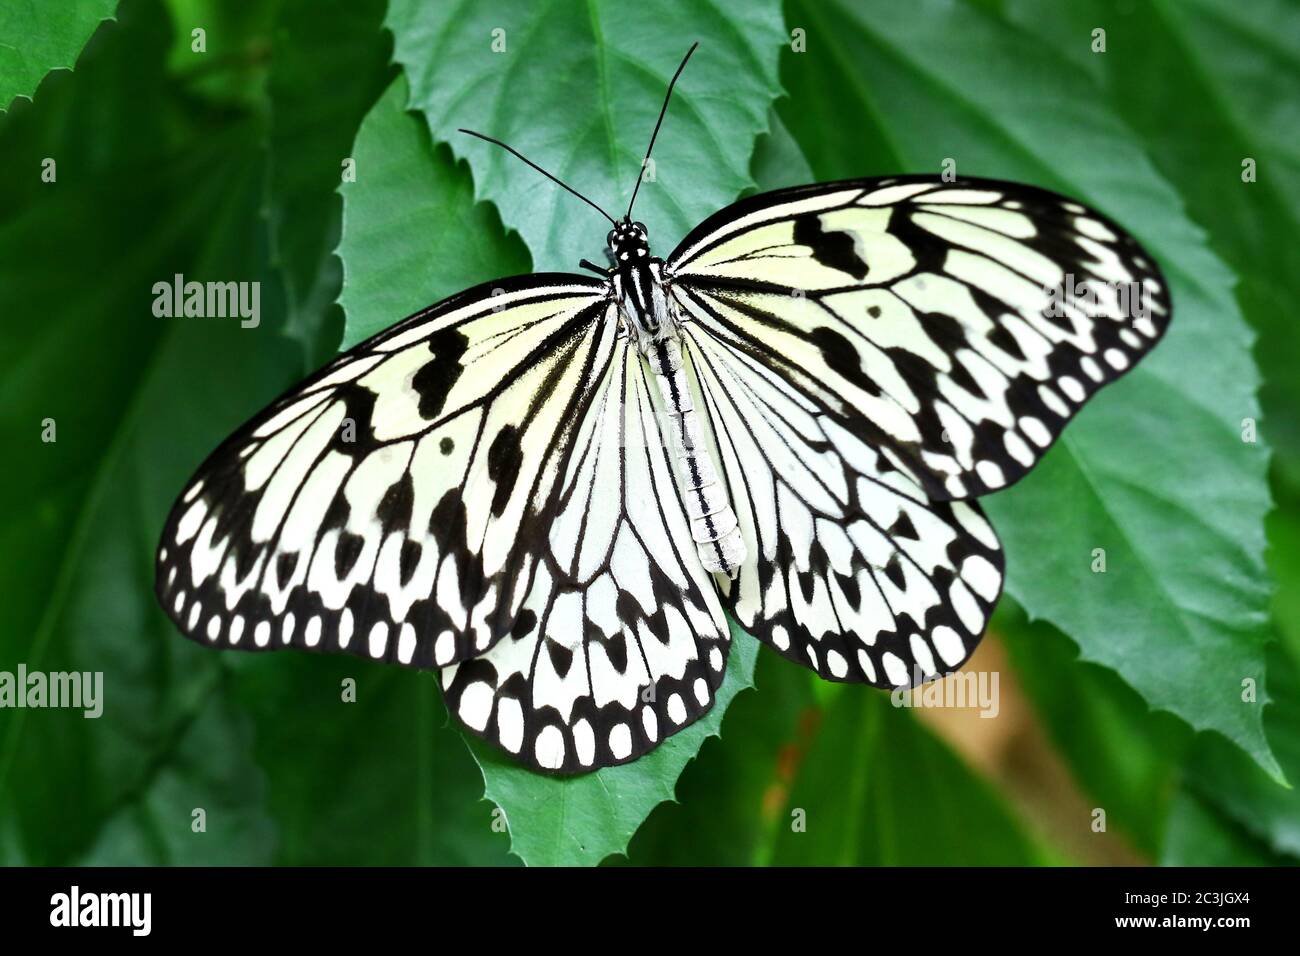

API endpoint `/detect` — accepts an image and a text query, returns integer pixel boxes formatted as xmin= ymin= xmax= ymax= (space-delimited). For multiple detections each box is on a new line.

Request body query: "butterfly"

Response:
xmin=156 ymin=44 xmax=1170 ymax=773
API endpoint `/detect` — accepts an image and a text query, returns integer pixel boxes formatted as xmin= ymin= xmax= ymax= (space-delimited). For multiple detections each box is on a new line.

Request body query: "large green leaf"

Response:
xmin=0 ymin=0 xmax=292 ymax=864
xmin=621 ymin=114 xmax=820 ymax=867
xmin=339 ymin=77 xmax=756 ymax=867
xmin=384 ymin=0 xmax=787 ymax=271
xmin=781 ymin=0 xmax=1277 ymax=777
xmin=337 ymin=74 xmax=529 ymax=348
xmin=0 ymin=0 xmax=117 ymax=111
xmin=995 ymin=0 xmax=1300 ymax=486
xmin=265 ymin=0 xmax=393 ymax=365
xmin=335 ymin=31 xmax=789 ymax=863
xmin=770 ymin=688 xmax=1044 ymax=865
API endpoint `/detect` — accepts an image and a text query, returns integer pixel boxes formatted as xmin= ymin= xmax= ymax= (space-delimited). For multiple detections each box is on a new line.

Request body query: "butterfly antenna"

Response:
xmin=458 ymin=128 xmax=617 ymax=226
xmin=626 ymin=41 xmax=699 ymax=220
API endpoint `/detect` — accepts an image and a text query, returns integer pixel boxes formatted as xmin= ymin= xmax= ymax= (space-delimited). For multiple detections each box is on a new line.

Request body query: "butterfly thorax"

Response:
xmin=608 ymin=220 xmax=678 ymax=354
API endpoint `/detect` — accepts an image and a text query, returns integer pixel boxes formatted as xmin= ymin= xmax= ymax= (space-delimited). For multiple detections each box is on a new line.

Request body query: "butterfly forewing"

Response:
xmin=156 ymin=275 xmax=612 ymax=670
xmin=668 ymin=175 xmax=1171 ymax=501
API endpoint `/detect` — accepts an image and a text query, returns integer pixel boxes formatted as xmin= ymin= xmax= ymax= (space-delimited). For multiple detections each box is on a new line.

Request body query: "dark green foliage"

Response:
xmin=0 ymin=0 xmax=1295 ymax=866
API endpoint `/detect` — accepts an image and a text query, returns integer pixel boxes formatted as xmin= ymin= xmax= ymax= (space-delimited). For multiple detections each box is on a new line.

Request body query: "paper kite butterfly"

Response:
xmin=156 ymin=44 xmax=1170 ymax=773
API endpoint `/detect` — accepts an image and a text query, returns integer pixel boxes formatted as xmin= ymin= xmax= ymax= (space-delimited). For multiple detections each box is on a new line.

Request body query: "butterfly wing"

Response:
xmin=666 ymin=175 xmax=1170 ymax=685
xmin=667 ymin=175 xmax=1171 ymax=500
xmin=157 ymin=273 xmax=730 ymax=771
xmin=440 ymin=334 xmax=730 ymax=772
xmin=156 ymin=274 xmax=613 ymax=669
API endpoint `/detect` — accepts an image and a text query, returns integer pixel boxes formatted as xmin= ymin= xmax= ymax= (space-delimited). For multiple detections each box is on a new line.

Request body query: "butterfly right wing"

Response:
xmin=156 ymin=274 xmax=611 ymax=669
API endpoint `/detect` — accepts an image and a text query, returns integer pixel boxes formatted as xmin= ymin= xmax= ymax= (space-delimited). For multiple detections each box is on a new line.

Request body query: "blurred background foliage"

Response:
xmin=0 ymin=0 xmax=1296 ymax=866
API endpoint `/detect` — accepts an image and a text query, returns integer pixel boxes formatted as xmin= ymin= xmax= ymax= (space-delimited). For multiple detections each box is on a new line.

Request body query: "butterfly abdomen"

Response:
xmin=649 ymin=337 xmax=746 ymax=577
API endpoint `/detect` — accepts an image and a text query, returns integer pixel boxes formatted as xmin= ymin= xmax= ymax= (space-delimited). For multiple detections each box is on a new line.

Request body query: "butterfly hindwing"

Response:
xmin=440 ymin=334 xmax=731 ymax=772
xmin=668 ymin=175 xmax=1171 ymax=500
xmin=681 ymin=319 xmax=1003 ymax=687
xmin=156 ymin=275 xmax=614 ymax=671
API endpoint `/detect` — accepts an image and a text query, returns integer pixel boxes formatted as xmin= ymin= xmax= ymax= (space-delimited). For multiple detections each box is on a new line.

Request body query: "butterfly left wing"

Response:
xmin=667 ymin=175 xmax=1171 ymax=501
xmin=156 ymin=275 xmax=615 ymax=670
xmin=156 ymin=268 xmax=730 ymax=772
xmin=441 ymin=334 xmax=731 ymax=772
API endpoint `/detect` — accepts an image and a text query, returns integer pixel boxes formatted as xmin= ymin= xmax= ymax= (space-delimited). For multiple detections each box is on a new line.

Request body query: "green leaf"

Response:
xmin=769 ymin=688 xmax=1044 ymax=865
xmin=265 ymin=0 xmax=393 ymax=365
xmin=1181 ymin=645 xmax=1300 ymax=859
xmin=0 ymin=0 xmax=291 ymax=864
xmin=621 ymin=124 xmax=818 ymax=867
xmin=336 ymin=74 xmax=771 ymax=866
xmin=1161 ymin=790 xmax=1297 ymax=867
xmin=781 ymin=0 xmax=1278 ymax=777
xmin=335 ymin=63 xmax=780 ymax=868
xmin=0 ymin=0 xmax=117 ymax=112
xmin=230 ymin=655 xmax=514 ymax=865
xmin=748 ymin=110 xmax=814 ymax=193
xmin=469 ymin=621 xmax=759 ymax=867
xmin=995 ymin=0 xmax=1300 ymax=485
xmin=383 ymin=0 xmax=787 ymax=271
xmin=77 ymin=687 xmax=276 ymax=865
xmin=621 ymin=125 xmax=819 ymax=866
xmin=337 ymin=74 xmax=529 ymax=347
xmin=339 ymin=4 xmax=791 ymax=865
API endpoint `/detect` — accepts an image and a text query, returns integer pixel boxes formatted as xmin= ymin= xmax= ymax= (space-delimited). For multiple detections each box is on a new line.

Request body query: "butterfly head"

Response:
xmin=608 ymin=220 xmax=650 ymax=264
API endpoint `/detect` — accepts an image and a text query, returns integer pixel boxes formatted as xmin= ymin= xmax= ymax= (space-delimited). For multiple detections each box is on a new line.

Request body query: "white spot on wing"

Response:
xmin=535 ymin=726 xmax=565 ymax=770
xmin=609 ymin=723 xmax=632 ymax=760
xmin=931 ymin=626 xmax=966 ymax=667
xmin=458 ymin=681 xmax=493 ymax=732
xmin=573 ymin=719 xmax=596 ymax=765
xmin=496 ymin=698 xmax=523 ymax=753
